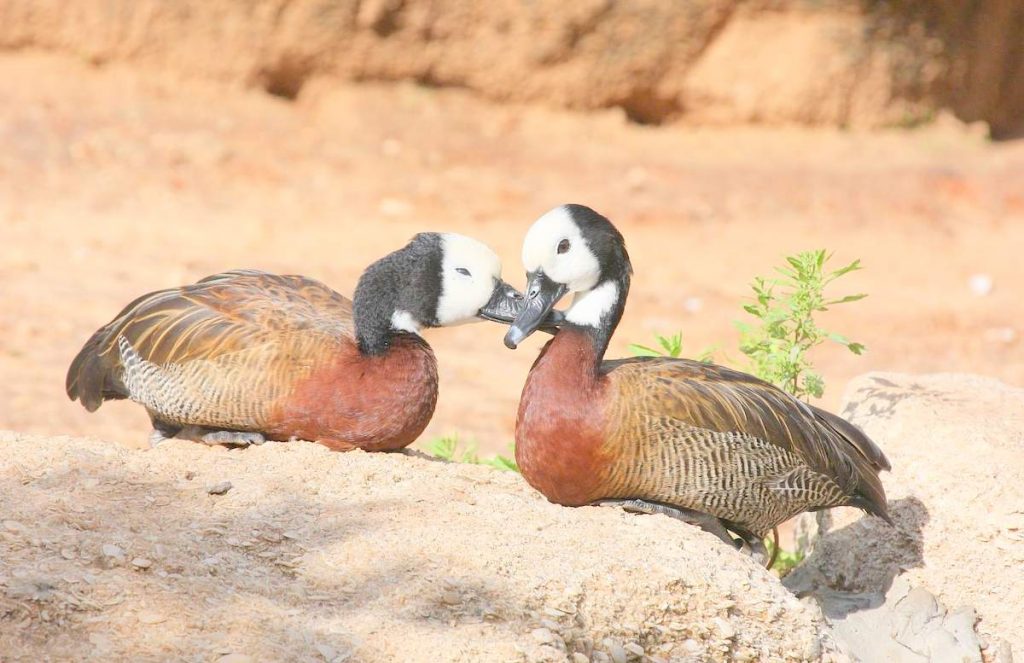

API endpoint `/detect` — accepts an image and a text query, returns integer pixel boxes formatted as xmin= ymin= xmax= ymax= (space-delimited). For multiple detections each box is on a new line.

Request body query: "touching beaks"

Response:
xmin=477 ymin=279 xmax=525 ymax=324
xmin=478 ymin=278 xmax=566 ymax=338
xmin=503 ymin=271 xmax=569 ymax=349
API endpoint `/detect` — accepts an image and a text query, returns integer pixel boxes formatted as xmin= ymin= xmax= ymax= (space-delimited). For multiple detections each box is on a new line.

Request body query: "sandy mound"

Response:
xmin=786 ymin=372 xmax=1024 ymax=660
xmin=0 ymin=431 xmax=833 ymax=662
xmin=1 ymin=0 xmax=1021 ymax=134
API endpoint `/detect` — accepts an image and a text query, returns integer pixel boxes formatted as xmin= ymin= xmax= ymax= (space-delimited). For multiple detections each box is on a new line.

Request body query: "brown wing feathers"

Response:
xmin=613 ymin=358 xmax=891 ymax=521
xmin=65 ymin=270 xmax=353 ymax=414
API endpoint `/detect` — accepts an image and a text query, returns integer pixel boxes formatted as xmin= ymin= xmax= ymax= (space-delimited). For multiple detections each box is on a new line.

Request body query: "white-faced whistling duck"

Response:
xmin=67 ymin=233 xmax=525 ymax=451
xmin=502 ymin=204 xmax=892 ymax=564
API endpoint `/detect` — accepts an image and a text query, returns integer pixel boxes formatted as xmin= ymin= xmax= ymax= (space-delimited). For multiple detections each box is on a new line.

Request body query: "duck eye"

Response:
xmin=455 ymin=267 xmax=471 ymax=276
xmin=557 ymin=239 xmax=570 ymax=254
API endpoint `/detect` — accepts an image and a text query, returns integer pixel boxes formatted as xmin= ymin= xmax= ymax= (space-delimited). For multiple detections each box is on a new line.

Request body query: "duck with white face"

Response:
xmin=502 ymin=204 xmax=891 ymax=565
xmin=66 ymin=231 xmax=535 ymax=452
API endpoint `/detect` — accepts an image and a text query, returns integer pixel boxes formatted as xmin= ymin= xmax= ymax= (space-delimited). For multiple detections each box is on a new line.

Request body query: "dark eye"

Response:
xmin=557 ymin=239 xmax=570 ymax=254
xmin=456 ymin=267 xmax=471 ymax=276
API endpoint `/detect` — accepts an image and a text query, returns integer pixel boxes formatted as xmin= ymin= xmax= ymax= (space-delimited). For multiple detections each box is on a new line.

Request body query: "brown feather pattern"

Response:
xmin=517 ymin=330 xmax=891 ymax=537
xmin=66 ymin=270 xmax=438 ymax=450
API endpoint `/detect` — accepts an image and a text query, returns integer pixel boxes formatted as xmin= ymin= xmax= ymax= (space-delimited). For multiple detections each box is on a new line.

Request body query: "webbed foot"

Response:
xmin=199 ymin=430 xmax=266 ymax=447
xmin=594 ymin=498 xmax=735 ymax=547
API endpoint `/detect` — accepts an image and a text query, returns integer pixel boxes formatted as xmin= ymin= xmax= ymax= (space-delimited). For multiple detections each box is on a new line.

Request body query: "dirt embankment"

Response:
xmin=0 ymin=0 xmax=1022 ymax=136
xmin=0 ymin=431 xmax=832 ymax=662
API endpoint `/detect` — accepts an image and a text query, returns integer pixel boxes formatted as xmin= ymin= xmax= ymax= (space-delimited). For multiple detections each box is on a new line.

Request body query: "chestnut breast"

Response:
xmin=269 ymin=334 xmax=438 ymax=451
xmin=514 ymin=329 xmax=611 ymax=506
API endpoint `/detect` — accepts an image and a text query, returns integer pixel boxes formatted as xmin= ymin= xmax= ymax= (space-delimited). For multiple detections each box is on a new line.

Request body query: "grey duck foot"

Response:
xmin=724 ymin=521 xmax=772 ymax=568
xmin=148 ymin=417 xmax=181 ymax=448
xmin=594 ymin=498 xmax=736 ymax=547
xmin=199 ymin=430 xmax=266 ymax=447
xmin=174 ymin=426 xmax=266 ymax=448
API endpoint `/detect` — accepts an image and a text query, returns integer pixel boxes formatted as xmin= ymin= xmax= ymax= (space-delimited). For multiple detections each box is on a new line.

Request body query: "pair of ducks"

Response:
xmin=67 ymin=204 xmax=891 ymax=561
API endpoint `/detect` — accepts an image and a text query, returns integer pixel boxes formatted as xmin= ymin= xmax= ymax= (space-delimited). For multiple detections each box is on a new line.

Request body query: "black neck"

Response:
xmin=353 ymin=264 xmax=401 ymax=357
xmin=351 ymin=234 xmax=442 ymax=356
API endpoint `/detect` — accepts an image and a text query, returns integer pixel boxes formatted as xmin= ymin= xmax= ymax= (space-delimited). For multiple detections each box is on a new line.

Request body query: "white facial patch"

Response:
xmin=390 ymin=309 xmax=421 ymax=334
xmin=435 ymin=233 xmax=503 ymax=326
xmin=521 ymin=205 xmax=601 ymax=293
xmin=565 ymin=280 xmax=620 ymax=327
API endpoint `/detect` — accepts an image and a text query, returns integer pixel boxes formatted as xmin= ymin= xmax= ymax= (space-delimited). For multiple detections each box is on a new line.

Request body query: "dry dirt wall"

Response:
xmin=0 ymin=0 xmax=1021 ymax=135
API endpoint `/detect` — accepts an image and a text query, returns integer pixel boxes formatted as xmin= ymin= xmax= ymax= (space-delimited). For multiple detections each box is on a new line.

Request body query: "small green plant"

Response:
xmin=764 ymin=536 xmax=805 ymax=576
xmin=425 ymin=435 xmax=519 ymax=472
xmin=629 ymin=332 xmax=683 ymax=358
xmin=629 ymin=332 xmax=715 ymax=362
xmin=736 ymin=250 xmax=866 ymax=401
xmin=630 ymin=249 xmax=867 ymax=573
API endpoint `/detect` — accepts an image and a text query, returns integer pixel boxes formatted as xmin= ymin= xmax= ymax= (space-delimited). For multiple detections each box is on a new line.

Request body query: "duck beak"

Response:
xmin=477 ymin=279 xmax=525 ymax=324
xmin=504 ymin=270 xmax=568 ymax=349
xmin=478 ymin=278 xmax=566 ymax=334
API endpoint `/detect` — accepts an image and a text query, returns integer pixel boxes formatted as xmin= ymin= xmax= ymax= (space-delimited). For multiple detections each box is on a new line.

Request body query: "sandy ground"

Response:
xmin=0 ymin=431 xmax=832 ymax=662
xmin=1 ymin=52 xmax=1023 ymax=455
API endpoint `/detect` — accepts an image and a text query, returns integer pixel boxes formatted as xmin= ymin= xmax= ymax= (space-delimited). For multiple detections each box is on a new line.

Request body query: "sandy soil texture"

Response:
xmin=787 ymin=372 xmax=1024 ymax=659
xmin=1 ymin=52 xmax=1022 ymax=456
xmin=0 ymin=431 xmax=834 ymax=662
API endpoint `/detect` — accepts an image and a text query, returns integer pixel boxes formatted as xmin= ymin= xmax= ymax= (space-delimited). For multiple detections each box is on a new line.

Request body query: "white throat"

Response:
xmin=390 ymin=309 xmax=421 ymax=334
xmin=565 ymin=281 xmax=619 ymax=327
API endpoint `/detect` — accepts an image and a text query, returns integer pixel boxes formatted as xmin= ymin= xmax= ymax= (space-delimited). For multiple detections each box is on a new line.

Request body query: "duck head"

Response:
xmin=354 ymin=232 xmax=525 ymax=355
xmin=504 ymin=204 xmax=632 ymax=350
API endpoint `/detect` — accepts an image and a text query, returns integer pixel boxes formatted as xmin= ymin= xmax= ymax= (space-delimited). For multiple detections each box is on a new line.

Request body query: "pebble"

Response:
xmin=131 ymin=557 xmax=152 ymax=570
xmin=571 ymin=654 xmax=589 ymax=663
xmin=441 ymin=591 xmax=461 ymax=606
xmin=315 ymin=643 xmax=337 ymax=661
xmin=60 ymin=548 xmax=76 ymax=560
xmin=531 ymin=628 xmax=556 ymax=644
xmin=216 ymin=655 xmax=252 ymax=663
xmin=607 ymin=642 xmax=627 ymax=663
xmin=207 ymin=481 xmax=233 ymax=495
xmin=683 ymin=639 xmax=702 ymax=653
xmin=101 ymin=544 xmax=124 ymax=559
xmin=968 ymin=273 xmax=993 ymax=296
xmin=713 ymin=616 xmax=736 ymax=639
xmin=2 ymin=520 xmax=24 ymax=532
xmin=624 ymin=642 xmax=645 ymax=657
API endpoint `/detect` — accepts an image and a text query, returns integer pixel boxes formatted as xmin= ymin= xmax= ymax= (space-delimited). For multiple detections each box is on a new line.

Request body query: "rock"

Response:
xmin=788 ymin=373 xmax=1024 ymax=658
xmin=131 ymin=557 xmax=152 ymax=570
xmin=623 ymin=642 xmax=645 ymax=657
xmin=99 ymin=544 xmax=125 ymax=567
xmin=605 ymin=641 xmax=627 ymax=663
xmin=206 ymin=481 xmax=233 ymax=495
xmin=531 ymin=628 xmax=556 ymax=644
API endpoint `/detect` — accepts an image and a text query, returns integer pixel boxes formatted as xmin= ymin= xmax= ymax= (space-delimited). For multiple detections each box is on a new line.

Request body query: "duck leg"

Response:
xmin=594 ymin=498 xmax=736 ymax=547
xmin=148 ymin=416 xmax=181 ymax=448
xmin=723 ymin=520 xmax=771 ymax=567
xmin=178 ymin=426 xmax=266 ymax=448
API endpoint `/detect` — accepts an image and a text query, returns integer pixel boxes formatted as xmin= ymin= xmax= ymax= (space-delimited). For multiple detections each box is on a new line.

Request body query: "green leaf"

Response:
xmin=847 ymin=342 xmax=866 ymax=355
xmin=483 ymin=455 xmax=519 ymax=472
xmin=826 ymin=293 xmax=867 ymax=306
xmin=828 ymin=259 xmax=863 ymax=279
xmin=428 ymin=436 xmax=458 ymax=460
xmin=629 ymin=344 xmax=663 ymax=357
